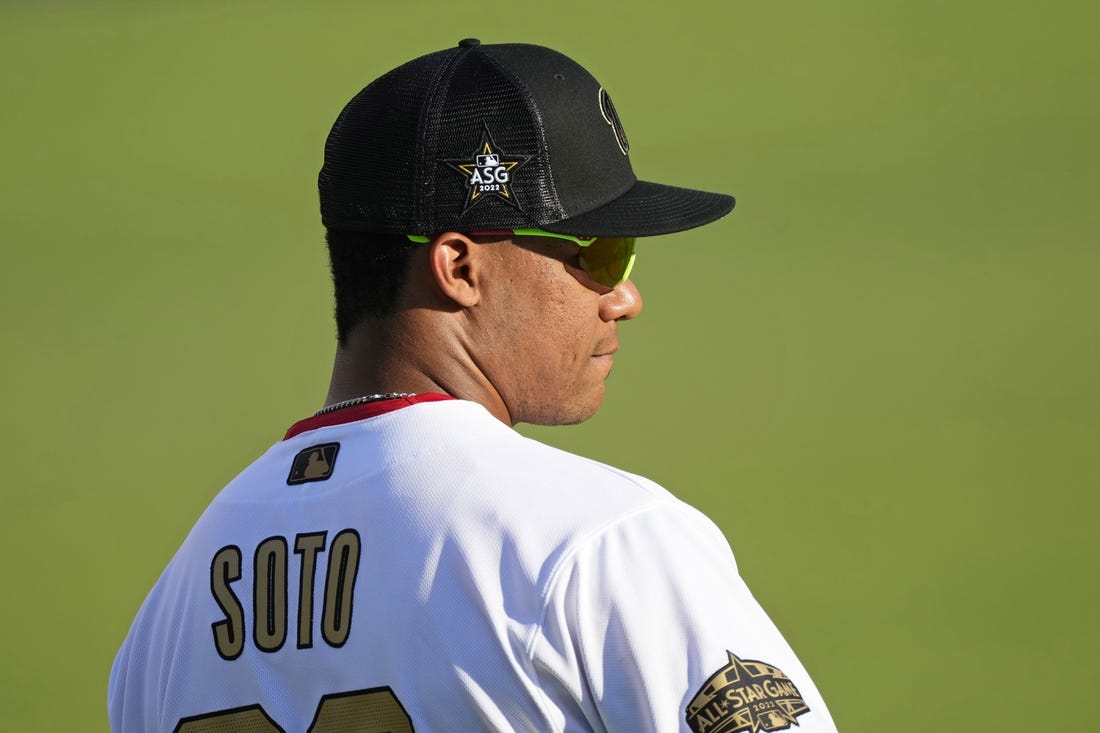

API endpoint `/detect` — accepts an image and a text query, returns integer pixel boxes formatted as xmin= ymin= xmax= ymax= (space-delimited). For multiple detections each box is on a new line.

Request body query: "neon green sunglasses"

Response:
xmin=407 ymin=228 xmax=636 ymax=288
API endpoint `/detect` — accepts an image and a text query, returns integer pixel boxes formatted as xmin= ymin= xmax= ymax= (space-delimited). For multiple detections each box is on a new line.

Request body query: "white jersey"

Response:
xmin=109 ymin=396 xmax=837 ymax=733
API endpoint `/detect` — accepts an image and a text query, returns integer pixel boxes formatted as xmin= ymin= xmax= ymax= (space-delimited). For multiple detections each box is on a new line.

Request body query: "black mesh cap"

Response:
xmin=319 ymin=39 xmax=735 ymax=238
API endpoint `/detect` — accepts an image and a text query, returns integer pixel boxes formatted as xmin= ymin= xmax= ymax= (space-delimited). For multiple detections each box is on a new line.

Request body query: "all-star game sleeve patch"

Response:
xmin=287 ymin=443 xmax=340 ymax=485
xmin=685 ymin=652 xmax=811 ymax=733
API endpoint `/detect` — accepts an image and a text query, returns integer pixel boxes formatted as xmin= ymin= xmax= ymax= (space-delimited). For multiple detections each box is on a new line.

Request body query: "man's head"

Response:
xmin=319 ymin=40 xmax=734 ymax=425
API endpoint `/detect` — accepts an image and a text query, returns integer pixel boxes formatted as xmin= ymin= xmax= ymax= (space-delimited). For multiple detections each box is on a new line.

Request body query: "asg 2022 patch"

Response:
xmin=685 ymin=652 xmax=811 ymax=733
xmin=442 ymin=124 xmax=532 ymax=213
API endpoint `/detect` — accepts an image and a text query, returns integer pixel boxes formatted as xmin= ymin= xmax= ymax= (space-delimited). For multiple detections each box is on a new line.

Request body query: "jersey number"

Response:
xmin=174 ymin=687 xmax=413 ymax=732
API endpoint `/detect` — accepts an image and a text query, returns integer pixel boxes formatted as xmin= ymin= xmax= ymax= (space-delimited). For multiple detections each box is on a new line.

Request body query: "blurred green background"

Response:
xmin=2 ymin=0 xmax=1097 ymax=729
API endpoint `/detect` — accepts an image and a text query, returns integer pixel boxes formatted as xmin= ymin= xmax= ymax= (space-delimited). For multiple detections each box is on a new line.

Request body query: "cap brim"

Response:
xmin=540 ymin=180 xmax=735 ymax=238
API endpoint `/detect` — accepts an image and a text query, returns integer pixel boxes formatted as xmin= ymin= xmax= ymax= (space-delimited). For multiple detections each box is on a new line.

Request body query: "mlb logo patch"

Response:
xmin=287 ymin=443 xmax=340 ymax=485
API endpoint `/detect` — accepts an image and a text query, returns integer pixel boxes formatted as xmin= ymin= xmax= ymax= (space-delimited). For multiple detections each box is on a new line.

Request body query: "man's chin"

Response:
xmin=517 ymin=388 xmax=605 ymax=427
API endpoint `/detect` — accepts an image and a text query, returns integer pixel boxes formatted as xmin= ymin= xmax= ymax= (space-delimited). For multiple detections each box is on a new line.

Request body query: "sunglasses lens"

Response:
xmin=580 ymin=237 xmax=636 ymax=288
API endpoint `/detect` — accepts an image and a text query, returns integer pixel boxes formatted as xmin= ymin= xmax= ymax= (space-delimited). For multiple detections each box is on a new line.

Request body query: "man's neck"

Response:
xmin=323 ymin=321 xmax=512 ymax=425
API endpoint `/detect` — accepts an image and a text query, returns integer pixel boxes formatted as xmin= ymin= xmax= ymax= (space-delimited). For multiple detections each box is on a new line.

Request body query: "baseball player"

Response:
xmin=109 ymin=40 xmax=838 ymax=733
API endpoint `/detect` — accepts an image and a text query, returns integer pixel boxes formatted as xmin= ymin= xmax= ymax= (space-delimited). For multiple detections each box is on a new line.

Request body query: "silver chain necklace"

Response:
xmin=314 ymin=392 xmax=417 ymax=416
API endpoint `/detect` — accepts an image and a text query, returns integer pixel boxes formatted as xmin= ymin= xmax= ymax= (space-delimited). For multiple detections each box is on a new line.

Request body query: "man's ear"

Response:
xmin=427 ymin=232 xmax=486 ymax=308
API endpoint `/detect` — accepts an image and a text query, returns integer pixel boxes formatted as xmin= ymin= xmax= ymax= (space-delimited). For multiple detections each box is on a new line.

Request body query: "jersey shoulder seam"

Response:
xmin=523 ymin=490 xmax=681 ymax=660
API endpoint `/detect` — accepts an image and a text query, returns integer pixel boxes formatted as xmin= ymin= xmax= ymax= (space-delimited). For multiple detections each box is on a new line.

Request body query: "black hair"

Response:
xmin=325 ymin=229 xmax=418 ymax=344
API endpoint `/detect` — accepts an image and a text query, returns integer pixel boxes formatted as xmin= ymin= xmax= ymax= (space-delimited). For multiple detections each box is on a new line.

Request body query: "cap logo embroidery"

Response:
xmin=685 ymin=652 xmax=811 ymax=732
xmin=599 ymin=87 xmax=630 ymax=156
xmin=443 ymin=124 xmax=532 ymax=212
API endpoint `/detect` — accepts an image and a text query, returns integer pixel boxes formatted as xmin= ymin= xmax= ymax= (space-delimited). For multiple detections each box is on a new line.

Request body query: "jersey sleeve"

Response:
xmin=526 ymin=485 xmax=837 ymax=733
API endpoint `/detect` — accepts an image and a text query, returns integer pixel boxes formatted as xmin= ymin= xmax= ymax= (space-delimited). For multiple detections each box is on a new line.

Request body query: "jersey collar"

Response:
xmin=284 ymin=393 xmax=455 ymax=440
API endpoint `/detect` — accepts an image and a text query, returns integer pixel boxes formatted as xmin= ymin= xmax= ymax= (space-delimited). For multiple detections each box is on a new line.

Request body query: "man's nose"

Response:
xmin=600 ymin=278 xmax=643 ymax=321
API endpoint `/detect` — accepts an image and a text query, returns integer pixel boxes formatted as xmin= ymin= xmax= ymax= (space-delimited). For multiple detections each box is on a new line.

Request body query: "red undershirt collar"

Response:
xmin=284 ymin=393 xmax=455 ymax=440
